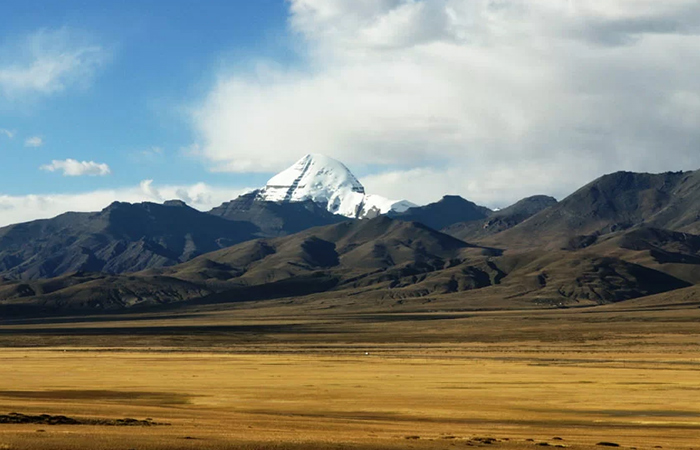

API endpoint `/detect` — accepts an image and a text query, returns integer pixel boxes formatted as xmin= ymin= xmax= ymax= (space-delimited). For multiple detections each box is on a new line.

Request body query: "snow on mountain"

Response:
xmin=258 ymin=154 xmax=415 ymax=218
xmin=359 ymin=195 xmax=415 ymax=218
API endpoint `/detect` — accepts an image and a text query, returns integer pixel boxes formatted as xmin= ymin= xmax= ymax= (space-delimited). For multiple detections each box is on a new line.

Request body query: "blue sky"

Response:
xmin=1 ymin=1 xmax=700 ymax=226
xmin=1 ymin=0 xmax=290 ymax=196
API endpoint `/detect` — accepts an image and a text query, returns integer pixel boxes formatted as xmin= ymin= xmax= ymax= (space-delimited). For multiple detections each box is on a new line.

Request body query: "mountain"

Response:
xmin=2 ymin=214 xmax=694 ymax=315
xmin=574 ymin=226 xmax=700 ymax=285
xmin=444 ymin=195 xmax=557 ymax=241
xmin=484 ymin=170 xmax=700 ymax=249
xmin=389 ymin=195 xmax=492 ymax=230
xmin=0 ymin=200 xmax=258 ymax=280
xmin=0 ymin=217 xmax=501 ymax=313
xmin=0 ymin=154 xmax=415 ymax=281
xmin=209 ymin=190 xmax=348 ymax=237
xmin=0 ymin=271 xmax=211 ymax=314
xmin=257 ymin=154 xmax=415 ymax=218
xmin=190 ymin=171 xmax=699 ymax=308
xmin=617 ymin=227 xmax=700 ymax=263
xmin=166 ymin=215 xmax=477 ymax=286
xmin=0 ymin=167 xmax=698 ymax=316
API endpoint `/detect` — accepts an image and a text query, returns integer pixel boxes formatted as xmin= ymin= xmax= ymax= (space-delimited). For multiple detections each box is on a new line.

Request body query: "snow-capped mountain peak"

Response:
xmin=258 ymin=154 xmax=415 ymax=218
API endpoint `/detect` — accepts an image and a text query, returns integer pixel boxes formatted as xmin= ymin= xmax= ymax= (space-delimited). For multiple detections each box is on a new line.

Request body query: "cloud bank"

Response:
xmin=192 ymin=0 xmax=700 ymax=206
xmin=0 ymin=181 xmax=250 ymax=227
xmin=40 ymin=159 xmax=111 ymax=176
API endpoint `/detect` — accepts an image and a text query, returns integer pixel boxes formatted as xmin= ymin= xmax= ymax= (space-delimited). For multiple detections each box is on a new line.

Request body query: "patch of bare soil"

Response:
xmin=0 ymin=412 xmax=168 ymax=426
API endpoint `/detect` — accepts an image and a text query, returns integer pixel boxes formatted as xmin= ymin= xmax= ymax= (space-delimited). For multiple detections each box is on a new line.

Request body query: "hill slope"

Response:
xmin=389 ymin=195 xmax=492 ymax=230
xmin=444 ymin=195 xmax=557 ymax=241
xmin=484 ymin=170 xmax=700 ymax=249
xmin=0 ymin=217 xmax=501 ymax=313
xmin=0 ymin=200 xmax=258 ymax=280
xmin=0 ymin=168 xmax=698 ymax=316
xmin=209 ymin=190 xmax=348 ymax=237
xmin=2 ymin=214 xmax=696 ymax=315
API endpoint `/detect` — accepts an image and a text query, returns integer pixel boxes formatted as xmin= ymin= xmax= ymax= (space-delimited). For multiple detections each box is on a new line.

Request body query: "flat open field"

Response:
xmin=0 ymin=302 xmax=699 ymax=449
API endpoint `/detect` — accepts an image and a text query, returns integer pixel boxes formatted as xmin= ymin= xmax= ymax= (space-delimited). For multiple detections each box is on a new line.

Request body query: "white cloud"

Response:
xmin=24 ymin=136 xmax=43 ymax=147
xmin=0 ymin=129 xmax=14 ymax=139
xmin=360 ymin=154 xmax=601 ymax=207
xmin=0 ymin=181 xmax=251 ymax=227
xmin=191 ymin=0 xmax=700 ymax=206
xmin=40 ymin=159 xmax=111 ymax=176
xmin=0 ymin=28 xmax=107 ymax=101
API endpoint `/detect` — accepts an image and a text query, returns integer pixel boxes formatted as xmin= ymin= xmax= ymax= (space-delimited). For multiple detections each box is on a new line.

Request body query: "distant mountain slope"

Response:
xmin=617 ymin=228 xmax=700 ymax=261
xmin=444 ymin=195 xmax=557 ymax=241
xmin=578 ymin=227 xmax=700 ymax=286
xmin=485 ymin=170 xmax=700 ymax=248
xmin=0 ymin=168 xmax=698 ymax=316
xmin=388 ymin=195 xmax=491 ymax=230
xmin=209 ymin=190 xmax=348 ymax=237
xmin=4 ymin=212 xmax=696 ymax=315
xmin=0 ymin=217 xmax=501 ymax=313
xmin=165 ymin=215 xmax=481 ymax=288
xmin=0 ymin=200 xmax=258 ymax=280
xmin=0 ymin=271 xmax=211 ymax=315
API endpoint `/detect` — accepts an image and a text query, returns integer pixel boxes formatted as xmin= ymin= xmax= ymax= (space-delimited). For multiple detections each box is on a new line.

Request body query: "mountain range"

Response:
xmin=0 ymin=154 xmax=698 ymax=316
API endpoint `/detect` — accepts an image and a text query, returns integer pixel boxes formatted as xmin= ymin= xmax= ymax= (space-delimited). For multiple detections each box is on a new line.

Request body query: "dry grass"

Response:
xmin=0 ymin=347 xmax=698 ymax=449
xmin=0 ymin=303 xmax=699 ymax=449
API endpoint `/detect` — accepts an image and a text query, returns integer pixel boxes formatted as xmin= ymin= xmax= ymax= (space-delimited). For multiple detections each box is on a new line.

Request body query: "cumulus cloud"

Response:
xmin=0 ymin=27 xmax=107 ymax=101
xmin=24 ymin=136 xmax=43 ymax=147
xmin=0 ymin=129 xmax=14 ymax=139
xmin=40 ymin=159 xmax=111 ymax=176
xmin=191 ymin=0 xmax=700 ymax=206
xmin=0 ymin=181 xmax=251 ymax=227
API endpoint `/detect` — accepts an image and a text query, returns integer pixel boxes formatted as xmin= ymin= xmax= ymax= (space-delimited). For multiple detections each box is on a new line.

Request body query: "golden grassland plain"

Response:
xmin=0 ymin=302 xmax=699 ymax=450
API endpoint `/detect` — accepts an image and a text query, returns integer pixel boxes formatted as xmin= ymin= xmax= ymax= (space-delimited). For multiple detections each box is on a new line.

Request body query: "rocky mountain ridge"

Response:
xmin=0 ymin=163 xmax=698 ymax=315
